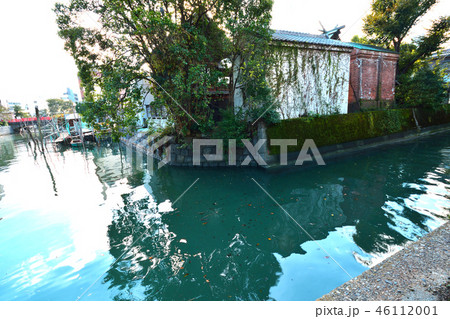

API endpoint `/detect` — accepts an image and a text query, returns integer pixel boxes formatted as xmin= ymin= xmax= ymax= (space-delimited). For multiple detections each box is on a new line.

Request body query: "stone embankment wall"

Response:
xmin=121 ymin=107 xmax=450 ymax=169
xmin=120 ymin=134 xmax=264 ymax=168
xmin=0 ymin=126 xmax=13 ymax=136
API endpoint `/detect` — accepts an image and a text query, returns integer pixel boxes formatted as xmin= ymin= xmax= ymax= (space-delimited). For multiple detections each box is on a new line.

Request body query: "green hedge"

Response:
xmin=266 ymin=106 xmax=450 ymax=155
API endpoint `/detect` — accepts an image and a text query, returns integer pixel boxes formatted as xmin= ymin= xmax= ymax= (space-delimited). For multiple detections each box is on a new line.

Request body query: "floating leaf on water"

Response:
xmin=325 ymin=256 xmax=330 ymax=259
xmin=268 ymin=238 xmax=271 ymax=241
xmin=184 ymin=273 xmax=189 ymax=277
xmin=179 ymin=239 xmax=187 ymax=244
xmin=202 ymin=222 xmax=207 ymax=225
xmin=256 ymin=243 xmax=260 ymax=246
xmin=206 ymin=279 xmax=210 ymax=283
xmin=149 ymin=257 xmax=153 ymax=260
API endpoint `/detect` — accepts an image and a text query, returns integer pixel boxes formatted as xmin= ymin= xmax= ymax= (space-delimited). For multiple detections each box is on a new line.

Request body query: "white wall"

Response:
xmin=268 ymin=43 xmax=351 ymax=119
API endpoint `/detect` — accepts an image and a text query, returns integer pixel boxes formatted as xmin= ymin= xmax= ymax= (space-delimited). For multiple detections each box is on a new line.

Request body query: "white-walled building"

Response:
xmin=267 ymin=30 xmax=353 ymax=119
xmin=136 ymin=79 xmax=167 ymax=129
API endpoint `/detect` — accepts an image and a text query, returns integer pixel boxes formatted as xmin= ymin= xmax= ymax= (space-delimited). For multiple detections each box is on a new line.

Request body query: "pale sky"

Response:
xmin=0 ymin=0 xmax=449 ymax=107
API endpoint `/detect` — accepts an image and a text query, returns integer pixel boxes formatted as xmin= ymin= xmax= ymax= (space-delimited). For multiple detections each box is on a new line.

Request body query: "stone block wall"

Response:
xmin=120 ymin=133 xmax=265 ymax=168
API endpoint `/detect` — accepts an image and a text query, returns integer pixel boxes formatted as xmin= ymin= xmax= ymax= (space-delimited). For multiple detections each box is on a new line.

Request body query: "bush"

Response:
xmin=396 ymin=66 xmax=448 ymax=110
xmin=266 ymin=107 xmax=450 ymax=154
xmin=212 ymin=108 xmax=250 ymax=144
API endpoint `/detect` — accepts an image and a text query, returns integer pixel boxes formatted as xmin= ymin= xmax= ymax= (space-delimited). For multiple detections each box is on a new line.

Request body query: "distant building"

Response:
xmin=347 ymin=43 xmax=399 ymax=112
xmin=62 ymin=88 xmax=79 ymax=104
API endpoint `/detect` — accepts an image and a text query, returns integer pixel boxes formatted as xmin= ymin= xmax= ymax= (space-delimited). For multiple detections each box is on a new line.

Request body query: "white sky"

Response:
xmin=0 ymin=0 xmax=449 ymax=106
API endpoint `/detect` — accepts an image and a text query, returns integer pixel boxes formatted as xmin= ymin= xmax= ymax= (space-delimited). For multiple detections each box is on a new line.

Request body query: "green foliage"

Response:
xmin=350 ymin=35 xmax=371 ymax=45
xmin=13 ymin=105 xmax=29 ymax=119
xmin=363 ymin=1 xmax=449 ymax=66
xmin=363 ymin=0 xmax=438 ymax=51
xmin=0 ymin=103 xmax=11 ymax=123
xmin=398 ymin=16 xmax=450 ymax=75
xmin=225 ymin=0 xmax=274 ymax=112
xmin=212 ymin=108 xmax=250 ymax=143
xmin=55 ymin=0 xmax=274 ymax=140
xmin=46 ymin=98 xmax=74 ymax=115
xmin=396 ymin=65 xmax=448 ymax=109
xmin=212 ymin=105 xmax=280 ymax=143
xmin=266 ymin=107 xmax=450 ymax=154
xmin=362 ymin=0 xmax=450 ymax=107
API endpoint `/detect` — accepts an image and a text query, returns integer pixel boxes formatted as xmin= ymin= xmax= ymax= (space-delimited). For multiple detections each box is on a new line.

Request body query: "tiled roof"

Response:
xmin=349 ymin=42 xmax=398 ymax=54
xmin=272 ymin=30 xmax=354 ymax=48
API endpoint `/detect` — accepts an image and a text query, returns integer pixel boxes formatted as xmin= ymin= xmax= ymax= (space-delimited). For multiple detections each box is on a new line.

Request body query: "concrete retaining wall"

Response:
xmin=0 ymin=126 xmax=13 ymax=136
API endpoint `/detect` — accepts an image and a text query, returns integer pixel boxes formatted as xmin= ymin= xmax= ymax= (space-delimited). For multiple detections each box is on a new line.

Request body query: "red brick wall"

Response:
xmin=348 ymin=49 xmax=399 ymax=112
xmin=380 ymin=57 xmax=397 ymax=101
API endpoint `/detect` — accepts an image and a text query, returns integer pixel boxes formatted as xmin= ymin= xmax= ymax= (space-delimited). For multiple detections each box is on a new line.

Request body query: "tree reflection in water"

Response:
xmin=95 ymin=134 xmax=450 ymax=300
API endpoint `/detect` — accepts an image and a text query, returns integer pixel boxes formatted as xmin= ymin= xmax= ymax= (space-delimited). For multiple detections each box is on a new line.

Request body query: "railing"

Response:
xmin=8 ymin=117 xmax=52 ymax=123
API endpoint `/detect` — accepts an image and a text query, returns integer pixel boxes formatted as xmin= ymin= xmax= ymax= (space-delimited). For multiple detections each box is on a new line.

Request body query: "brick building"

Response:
xmin=348 ymin=43 xmax=399 ymax=112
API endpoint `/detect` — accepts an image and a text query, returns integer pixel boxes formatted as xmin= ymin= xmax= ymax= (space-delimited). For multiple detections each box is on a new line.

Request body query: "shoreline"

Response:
xmin=319 ymin=221 xmax=450 ymax=301
xmin=120 ymin=123 xmax=450 ymax=170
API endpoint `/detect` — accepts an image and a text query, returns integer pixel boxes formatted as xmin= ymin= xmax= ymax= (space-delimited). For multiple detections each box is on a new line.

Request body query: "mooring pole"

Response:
xmin=35 ymin=106 xmax=44 ymax=151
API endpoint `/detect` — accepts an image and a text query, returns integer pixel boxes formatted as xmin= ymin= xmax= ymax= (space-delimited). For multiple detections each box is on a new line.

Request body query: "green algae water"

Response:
xmin=0 ymin=133 xmax=449 ymax=301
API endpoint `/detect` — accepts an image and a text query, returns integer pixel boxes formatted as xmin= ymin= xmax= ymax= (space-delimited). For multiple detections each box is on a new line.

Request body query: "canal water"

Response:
xmin=0 ymin=133 xmax=449 ymax=301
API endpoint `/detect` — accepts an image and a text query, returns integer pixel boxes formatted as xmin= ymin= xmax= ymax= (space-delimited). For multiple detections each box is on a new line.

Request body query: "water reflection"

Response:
xmin=0 ymin=132 xmax=449 ymax=300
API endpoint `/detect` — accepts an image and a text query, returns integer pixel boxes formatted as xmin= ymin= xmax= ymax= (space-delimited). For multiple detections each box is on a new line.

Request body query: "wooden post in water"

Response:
xmin=35 ymin=106 xmax=44 ymax=151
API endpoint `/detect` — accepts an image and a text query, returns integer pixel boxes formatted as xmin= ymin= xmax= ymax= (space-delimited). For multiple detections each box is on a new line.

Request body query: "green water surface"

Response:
xmin=0 ymin=133 xmax=449 ymax=300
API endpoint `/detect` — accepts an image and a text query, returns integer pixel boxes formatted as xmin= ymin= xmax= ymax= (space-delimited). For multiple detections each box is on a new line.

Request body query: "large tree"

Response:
xmin=47 ymin=98 xmax=74 ymax=115
xmin=55 ymin=0 xmax=274 ymax=140
xmin=363 ymin=0 xmax=450 ymax=76
xmin=13 ymin=105 xmax=30 ymax=119
xmin=0 ymin=102 xmax=11 ymax=123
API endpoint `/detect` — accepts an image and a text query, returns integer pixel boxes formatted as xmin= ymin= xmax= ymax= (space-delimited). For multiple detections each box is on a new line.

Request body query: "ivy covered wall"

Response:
xmin=267 ymin=43 xmax=352 ymax=119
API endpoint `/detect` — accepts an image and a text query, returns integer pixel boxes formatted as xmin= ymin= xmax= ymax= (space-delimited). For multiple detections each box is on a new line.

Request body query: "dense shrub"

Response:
xmin=396 ymin=67 xmax=448 ymax=110
xmin=266 ymin=107 xmax=450 ymax=154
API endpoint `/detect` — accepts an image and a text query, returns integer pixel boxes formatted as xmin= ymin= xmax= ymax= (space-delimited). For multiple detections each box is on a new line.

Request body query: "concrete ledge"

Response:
xmin=319 ymin=222 xmax=450 ymax=301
